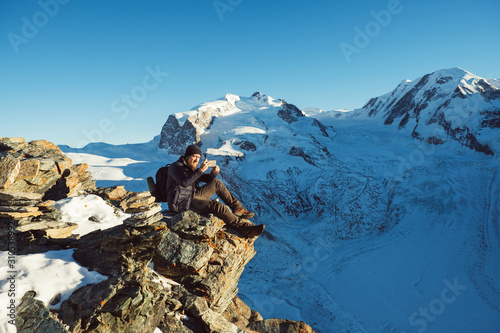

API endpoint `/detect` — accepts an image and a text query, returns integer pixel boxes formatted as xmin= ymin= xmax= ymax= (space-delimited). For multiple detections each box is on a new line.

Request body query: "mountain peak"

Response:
xmin=354 ymin=68 xmax=500 ymax=155
xmin=432 ymin=67 xmax=472 ymax=78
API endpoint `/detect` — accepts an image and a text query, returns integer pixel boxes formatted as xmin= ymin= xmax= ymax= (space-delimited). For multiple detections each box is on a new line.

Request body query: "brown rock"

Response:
xmin=23 ymin=140 xmax=63 ymax=156
xmin=0 ymin=154 xmax=20 ymax=188
xmin=222 ymin=296 xmax=254 ymax=330
xmin=44 ymin=223 xmax=79 ymax=238
xmin=37 ymin=200 xmax=56 ymax=211
xmin=121 ymin=192 xmax=155 ymax=210
xmin=0 ymin=210 xmax=43 ymax=218
xmin=93 ymin=185 xmax=127 ymax=201
xmin=55 ymin=157 xmax=74 ymax=175
xmin=16 ymin=159 xmax=40 ymax=180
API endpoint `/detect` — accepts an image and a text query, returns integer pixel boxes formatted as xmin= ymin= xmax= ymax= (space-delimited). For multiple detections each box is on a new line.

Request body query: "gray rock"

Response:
xmin=123 ymin=211 xmax=164 ymax=227
xmin=247 ymin=319 xmax=316 ymax=333
xmin=0 ymin=189 xmax=43 ymax=201
xmin=277 ymin=103 xmax=306 ymax=124
xmin=153 ymin=230 xmax=214 ymax=277
xmin=16 ymin=290 xmax=69 ymax=333
xmin=170 ymin=210 xmax=225 ymax=239
xmin=73 ymin=223 xmax=169 ymax=275
xmin=59 ymin=272 xmax=168 ymax=333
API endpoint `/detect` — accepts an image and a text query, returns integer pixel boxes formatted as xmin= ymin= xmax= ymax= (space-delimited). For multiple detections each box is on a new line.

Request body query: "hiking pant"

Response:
xmin=191 ymin=179 xmax=247 ymax=227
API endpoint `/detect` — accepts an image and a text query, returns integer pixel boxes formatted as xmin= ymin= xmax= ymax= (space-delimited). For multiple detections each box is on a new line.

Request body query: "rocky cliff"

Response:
xmin=1 ymin=137 xmax=316 ymax=333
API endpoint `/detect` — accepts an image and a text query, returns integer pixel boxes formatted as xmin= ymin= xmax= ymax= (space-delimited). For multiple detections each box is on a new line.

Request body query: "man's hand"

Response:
xmin=211 ymin=165 xmax=220 ymax=176
xmin=200 ymin=159 xmax=210 ymax=172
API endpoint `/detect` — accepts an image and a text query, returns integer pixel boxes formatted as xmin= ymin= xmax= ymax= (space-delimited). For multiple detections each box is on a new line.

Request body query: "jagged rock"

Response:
xmin=277 ymin=103 xmax=306 ymax=124
xmin=234 ymin=140 xmax=257 ymax=152
xmin=16 ymin=159 xmax=40 ymax=180
xmin=120 ymin=191 xmax=156 ymax=210
xmin=16 ymin=290 xmax=69 ymax=333
xmin=0 ymin=137 xmax=27 ymax=152
xmin=247 ymin=319 xmax=315 ymax=333
xmin=198 ymin=228 xmax=256 ymax=313
xmin=0 ymin=199 xmax=40 ymax=206
xmin=0 ymin=154 xmax=20 ymax=188
xmin=42 ymin=163 xmax=96 ymax=201
xmin=289 ymin=146 xmax=317 ymax=166
xmin=125 ymin=203 xmax=162 ymax=219
xmin=0 ymin=138 xmax=96 ymax=198
xmin=169 ymin=210 xmax=225 ymax=239
xmin=0 ymin=210 xmax=42 ymax=219
xmin=123 ymin=211 xmax=164 ymax=227
xmin=0 ymin=189 xmax=43 ymax=201
xmin=93 ymin=185 xmax=128 ymax=201
xmin=222 ymin=296 xmax=255 ymax=330
xmin=15 ymin=221 xmax=79 ymax=238
xmin=0 ymin=205 xmax=39 ymax=212
xmin=21 ymin=140 xmax=64 ymax=159
xmin=200 ymin=308 xmax=245 ymax=333
xmin=124 ymin=201 xmax=161 ymax=214
xmin=73 ymin=222 xmax=169 ymax=275
xmin=37 ymin=200 xmax=56 ymax=211
xmin=158 ymin=114 xmax=199 ymax=154
xmin=9 ymin=168 xmax=60 ymax=194
xmin=153 ymin=229 xmax=215 ymax=277
xmin=9 ymin=208 xmax=317 ymax=333
xmin=59 ymin=271 xmax=168 ymax=333
xmin=155 ymin=211 xmax=256 ymax=313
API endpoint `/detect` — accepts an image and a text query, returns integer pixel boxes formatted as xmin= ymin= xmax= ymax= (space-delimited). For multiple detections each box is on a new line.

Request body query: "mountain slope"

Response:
xmin=327 ymin=68 xmax=500 ymax=155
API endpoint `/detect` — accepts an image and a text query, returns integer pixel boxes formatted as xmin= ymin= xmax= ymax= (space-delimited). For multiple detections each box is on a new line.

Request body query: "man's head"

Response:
xmin=185 ymin=144 xmax=202 ymax=170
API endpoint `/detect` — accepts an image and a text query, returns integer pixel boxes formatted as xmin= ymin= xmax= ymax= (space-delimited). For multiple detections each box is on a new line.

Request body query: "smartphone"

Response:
xmin=206 ymin=160 xmax=216 ymax=167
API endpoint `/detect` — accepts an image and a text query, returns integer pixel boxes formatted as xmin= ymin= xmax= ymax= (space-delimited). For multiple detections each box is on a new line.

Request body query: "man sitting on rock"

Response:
xmin=166 ymin=144 xmax=265 ymax=238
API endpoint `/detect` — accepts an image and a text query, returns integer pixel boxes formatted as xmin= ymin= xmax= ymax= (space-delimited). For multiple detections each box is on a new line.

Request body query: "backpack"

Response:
xmin=147 ymin=164 xmax=170 ymax=202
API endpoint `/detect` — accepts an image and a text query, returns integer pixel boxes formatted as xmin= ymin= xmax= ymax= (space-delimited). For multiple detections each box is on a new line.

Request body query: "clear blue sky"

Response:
xmin=1 ymin=0 xmax=499 ymax=148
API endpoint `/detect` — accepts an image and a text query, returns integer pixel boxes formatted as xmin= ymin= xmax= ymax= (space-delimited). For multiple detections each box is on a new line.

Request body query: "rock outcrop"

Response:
xmin=16 ymin=206 xmax=316 ymax=333
xmin=0 ymin=138 xmax=95 ymax=248
xmin=1 ymin=137 xmax=317 ymax=333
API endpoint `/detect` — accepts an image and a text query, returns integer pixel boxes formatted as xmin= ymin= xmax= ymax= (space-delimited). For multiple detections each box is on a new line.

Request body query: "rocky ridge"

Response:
xmin=353 ymin=68 xmax=500 ymax=155
xmin=1 ymin=137 xmax=315 ymax=333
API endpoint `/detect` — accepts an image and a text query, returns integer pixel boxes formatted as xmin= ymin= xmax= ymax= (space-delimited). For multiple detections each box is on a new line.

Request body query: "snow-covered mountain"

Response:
xmin=60 ymin=68 xmax=500 ymax=332
xmin=327 ymin=68 xmax=500 ymax=155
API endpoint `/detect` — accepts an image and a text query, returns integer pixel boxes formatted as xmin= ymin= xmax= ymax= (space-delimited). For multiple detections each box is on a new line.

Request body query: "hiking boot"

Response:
xmin=238 ymin=224 xmax=265 ymax=238
xmin=233 ymin=207 xmax=255 ymax=219
xmin=237 ymin=218 xmax=254 ymax=227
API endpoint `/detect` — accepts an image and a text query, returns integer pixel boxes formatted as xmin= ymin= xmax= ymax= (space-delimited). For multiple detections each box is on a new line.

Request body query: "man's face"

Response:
xmin=186 ymin=154 xmax=201 ymax=170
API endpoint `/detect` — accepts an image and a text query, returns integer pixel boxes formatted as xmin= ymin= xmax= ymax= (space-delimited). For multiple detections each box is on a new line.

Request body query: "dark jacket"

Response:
xmin=166 ymin=156 xmax=216 ymax=213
